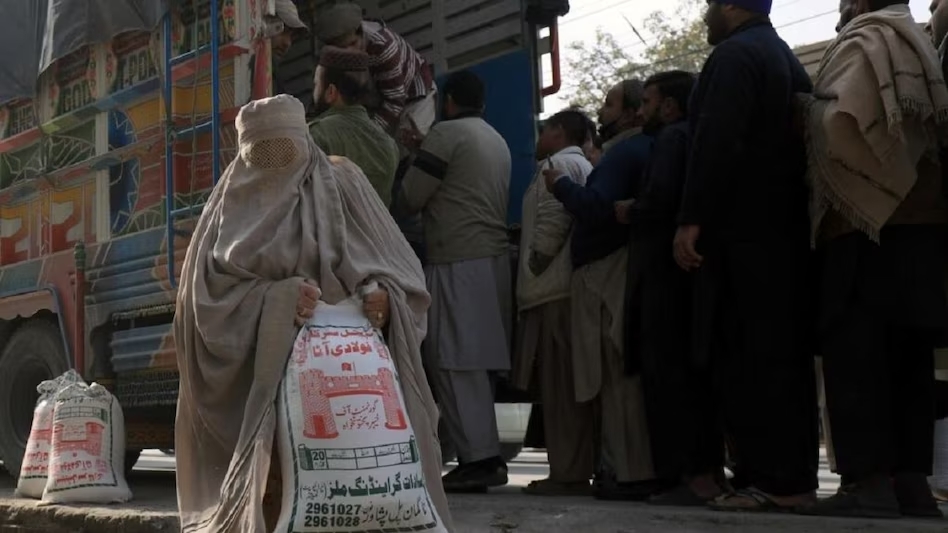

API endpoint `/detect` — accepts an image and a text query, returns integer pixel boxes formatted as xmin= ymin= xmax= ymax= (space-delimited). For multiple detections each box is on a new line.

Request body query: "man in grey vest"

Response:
xmin=396 ymin=70 xmax=512 ymax=492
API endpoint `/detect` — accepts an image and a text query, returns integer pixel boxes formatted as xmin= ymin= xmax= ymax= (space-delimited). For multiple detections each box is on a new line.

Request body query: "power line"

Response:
xmin=576 ymin=8 xmax=839 ymax=78
xmin=560 ymin=0 xmax=642 ymax=28
xmin=610 ymin=9 xmax=837 ymax=55
xmin=609 ymin=4 xmax=836 ymax=53
xmin=562 ymin=0 xmax=821 ymax=39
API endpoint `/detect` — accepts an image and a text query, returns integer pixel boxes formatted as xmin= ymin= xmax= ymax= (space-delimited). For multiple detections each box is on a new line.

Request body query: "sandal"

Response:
xmin=708 ymin=487 xmax=795 ymax=513
xmin=522 ymin=478 xmax=591 ymax=496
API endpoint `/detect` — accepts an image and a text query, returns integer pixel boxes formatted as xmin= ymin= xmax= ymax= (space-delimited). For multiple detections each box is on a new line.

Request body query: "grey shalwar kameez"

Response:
xmin=398 ymin=112 xmax=513 ymax=475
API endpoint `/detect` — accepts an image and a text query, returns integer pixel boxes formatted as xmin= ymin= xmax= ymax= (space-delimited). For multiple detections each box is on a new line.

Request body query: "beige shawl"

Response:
xmin=173 ymin=95 xmax=451 ymax=533
xmin=804 ymin=4 xmax=948 ymax=243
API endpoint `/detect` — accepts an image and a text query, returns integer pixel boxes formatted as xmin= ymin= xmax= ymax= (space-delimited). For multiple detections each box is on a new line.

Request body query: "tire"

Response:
xmin=0 ymin=320 xmax=70 ymax=478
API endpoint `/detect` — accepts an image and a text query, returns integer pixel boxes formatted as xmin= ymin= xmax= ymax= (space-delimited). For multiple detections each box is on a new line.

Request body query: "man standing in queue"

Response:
xmin=514 ymin=109 xmax=597 ymax=496
xmin=545 ymin=79 xmax=660 ymax=501
xmin=799 ymin=0 xmax=948 ymax=518
xmin=396 ymin=71 xmax=513 ymax=492
xmin=672 ymin=0 xmax=819 ymax=512
xmin=617 ymin=70 xmax=727 ymax=506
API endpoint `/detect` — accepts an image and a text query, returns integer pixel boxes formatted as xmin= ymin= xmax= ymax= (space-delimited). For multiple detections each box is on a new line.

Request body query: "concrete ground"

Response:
xmin=0 ymin=449 xmax=945 ymax=532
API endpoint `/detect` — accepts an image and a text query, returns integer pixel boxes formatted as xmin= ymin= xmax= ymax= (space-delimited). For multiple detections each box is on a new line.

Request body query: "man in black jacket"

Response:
xmin=672 ymin=0 xmax=819 ymax=512
xmin=618 ymin=70 xmax=726 ymax=506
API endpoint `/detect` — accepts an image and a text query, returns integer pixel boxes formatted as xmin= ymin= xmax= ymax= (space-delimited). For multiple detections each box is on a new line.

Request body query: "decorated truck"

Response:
xmin=0 ymin=0 xmax=566 ymax=477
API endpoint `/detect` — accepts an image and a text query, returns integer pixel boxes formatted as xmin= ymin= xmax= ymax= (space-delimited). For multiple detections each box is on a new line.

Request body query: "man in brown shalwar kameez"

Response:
xmin=173 ymin=95 xmax=451 ymax=533
xmin=513 ymin=109 xmax=596 ymax=495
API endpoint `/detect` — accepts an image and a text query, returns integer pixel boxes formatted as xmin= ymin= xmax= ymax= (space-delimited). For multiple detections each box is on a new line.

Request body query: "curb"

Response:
xmin=0 ymin=501 xmax=177 ymax=533
xmin=2 ymin=496 xmax=948 ymax=533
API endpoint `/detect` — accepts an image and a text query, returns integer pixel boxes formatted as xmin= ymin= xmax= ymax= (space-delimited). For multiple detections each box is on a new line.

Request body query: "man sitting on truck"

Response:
xmin=310 ymin=45 xmax=400 ymax=206
xmin=314 ymin=2 xmax=436 ymax=154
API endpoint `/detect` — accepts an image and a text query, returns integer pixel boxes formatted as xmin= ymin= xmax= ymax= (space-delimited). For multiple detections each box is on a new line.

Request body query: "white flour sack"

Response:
xmin=275 ymin=296 xmax=447 ymax=533
xmin=39 ymin=382 xmax=131 ymax=504
xmin=16 ymin=370 xmax=84 ymax=498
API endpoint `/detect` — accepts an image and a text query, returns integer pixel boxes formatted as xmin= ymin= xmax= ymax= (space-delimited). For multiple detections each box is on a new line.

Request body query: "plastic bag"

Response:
xmin=39 ymin=382 xmax=132 ymax=504
xmin=16 ymin=370 xmax=84 ymax=498
xmin=275 ymin=295 xmax=447 ymax=532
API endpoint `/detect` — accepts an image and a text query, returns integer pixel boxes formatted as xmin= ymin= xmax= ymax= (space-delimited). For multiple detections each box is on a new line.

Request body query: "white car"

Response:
xmin=440 ymin=403 xmax=532 ymax=464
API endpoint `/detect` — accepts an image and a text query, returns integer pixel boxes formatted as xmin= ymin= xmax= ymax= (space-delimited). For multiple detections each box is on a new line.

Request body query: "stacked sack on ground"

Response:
xmin=15 ymin=369 xmax=132 ymax=504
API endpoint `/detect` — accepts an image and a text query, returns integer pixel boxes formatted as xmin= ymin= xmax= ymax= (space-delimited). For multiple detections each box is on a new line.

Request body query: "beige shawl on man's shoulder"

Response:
xmin=173 ymin=95 xmax=451 ymax=533
xmin=803 ymin=4 xmax=948 ymax=243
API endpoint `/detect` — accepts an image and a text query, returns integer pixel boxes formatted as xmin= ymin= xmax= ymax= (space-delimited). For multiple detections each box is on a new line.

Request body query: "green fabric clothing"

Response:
xmin=309 ymin=105 xmax=400 ymax=206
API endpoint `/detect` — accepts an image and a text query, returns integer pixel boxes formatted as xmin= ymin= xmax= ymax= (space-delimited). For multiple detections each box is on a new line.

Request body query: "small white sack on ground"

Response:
xmin=16 ymin=369 xmax=85 ymax=499
xmin=39 ymin=382 xmax=132 ymax=505
xmin=275 ymin=293 xmax=448 ymax=533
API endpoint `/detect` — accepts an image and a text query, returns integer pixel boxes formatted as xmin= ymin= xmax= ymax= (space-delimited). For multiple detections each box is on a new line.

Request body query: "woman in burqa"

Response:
xmin=172 ymin=95 xmax=451 ymax=533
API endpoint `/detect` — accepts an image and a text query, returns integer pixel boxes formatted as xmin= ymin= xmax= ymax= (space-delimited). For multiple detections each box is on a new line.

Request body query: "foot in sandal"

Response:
xmin=709 ymin=486 xmax=815 ymax=513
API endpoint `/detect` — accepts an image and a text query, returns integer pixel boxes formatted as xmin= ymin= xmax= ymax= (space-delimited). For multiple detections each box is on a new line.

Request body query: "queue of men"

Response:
xmin=526 ymin=0 xmax=948 ymax=520
xmin=267 ymin=0 xmax=948 ymax=521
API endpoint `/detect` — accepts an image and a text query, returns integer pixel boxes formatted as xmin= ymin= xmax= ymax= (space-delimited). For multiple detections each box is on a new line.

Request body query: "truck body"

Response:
xmin=0 ymin=0 xmax=564 ymax=476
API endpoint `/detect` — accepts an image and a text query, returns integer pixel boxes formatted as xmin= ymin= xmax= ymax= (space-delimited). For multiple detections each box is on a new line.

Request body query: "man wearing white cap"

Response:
xmin=270 ymin=0 xmax=309 ymax=60
xmin=314 ymin=2 xmax=437 ymax=154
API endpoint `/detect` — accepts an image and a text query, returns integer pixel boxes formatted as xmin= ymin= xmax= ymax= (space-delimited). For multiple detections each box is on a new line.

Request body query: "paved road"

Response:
xmin=135 ymin=448 xmax=844 ymax=497
xmin=6 ymin=448 xmax=946 ymax=533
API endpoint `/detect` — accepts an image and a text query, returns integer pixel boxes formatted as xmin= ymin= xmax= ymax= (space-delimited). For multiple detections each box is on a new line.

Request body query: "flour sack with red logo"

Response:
xmin=39 ymin=382 xmax=131 ymax=504
xmin=15 ymin=369 xmax=84 ymax=499
xmin=275 ymin=297 xmax=448 ymax=533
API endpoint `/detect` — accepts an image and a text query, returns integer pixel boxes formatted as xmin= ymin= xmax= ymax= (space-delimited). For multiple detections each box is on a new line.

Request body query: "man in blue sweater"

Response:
xmin=543 ymin=79 xmax=661 ymax=501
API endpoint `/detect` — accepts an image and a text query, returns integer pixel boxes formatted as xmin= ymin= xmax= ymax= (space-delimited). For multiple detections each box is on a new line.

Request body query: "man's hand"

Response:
xmin=296 ymin=280 xmax=321 ymax=327
xmin=543 ymin=168 xmax=565 ymax=193
xmin=397 ymin=117 xmax=425 ymax=152
xmin=528 ymin=250 xmax=555 ymax=276
xmin=363 ymin=287 xmax=391 ymax=329
xmin=673 ymin=225 xmax=704 ymax=271
xmin=615 ymin=199 xmax=635 ymax=224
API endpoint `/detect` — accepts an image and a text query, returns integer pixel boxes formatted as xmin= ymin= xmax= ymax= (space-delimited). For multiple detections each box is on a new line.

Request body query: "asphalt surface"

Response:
xmin=1 ymin=449 xmax=946 ymax=532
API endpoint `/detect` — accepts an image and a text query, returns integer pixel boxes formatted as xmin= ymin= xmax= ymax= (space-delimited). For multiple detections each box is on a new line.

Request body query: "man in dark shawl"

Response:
xmin=798 ymin=0 xmax=948 ymax=518
xmin=673 ymin=0 xmax=819 ymax=512
xmin=173 ymin=95 xmax=451 ymax=532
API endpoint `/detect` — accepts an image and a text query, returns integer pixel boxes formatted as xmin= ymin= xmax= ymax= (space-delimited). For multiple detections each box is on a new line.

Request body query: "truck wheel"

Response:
xmin=0 ymin=320 xmax=69 ymax=478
